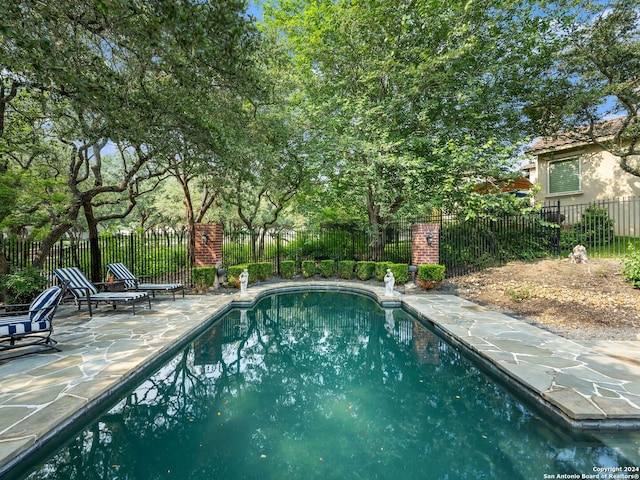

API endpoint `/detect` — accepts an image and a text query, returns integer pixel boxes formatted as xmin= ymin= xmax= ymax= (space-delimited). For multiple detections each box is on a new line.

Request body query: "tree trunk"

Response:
xmin=180 ymin=183 xmax=196 ymax=267
xmin=83 ymin=202 xmax=102 ymax=283
xmin=0 ymin=250 xmax=8 ymax=276
xmin=365 ymin=188 xmax=385 ymax=261
xmin=31 ymin=222 xmax=74 ymax=269
xmin=258 ymin=229 xmax=267 ymax=260
xmin=250 ymin=231 xmax=258 ymax=263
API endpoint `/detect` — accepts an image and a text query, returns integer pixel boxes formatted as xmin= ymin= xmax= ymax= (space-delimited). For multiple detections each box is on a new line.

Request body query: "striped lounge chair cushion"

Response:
xmin=29 ymin=286 xmax=63 ymax=322
xmin=107 ymin=263 xmax=183 ymax=293
xmin=137 ymin=283 xmax=183 ymax=291
xmin=106 ymin=263 xmax=138 ymax=289
xmin=0 ymin=317 xmax=51 ymax=337
xmin=92 ymin=291 xmax=148 ymax=302
xmin=54 ymin=267 xmax=99 ymax=297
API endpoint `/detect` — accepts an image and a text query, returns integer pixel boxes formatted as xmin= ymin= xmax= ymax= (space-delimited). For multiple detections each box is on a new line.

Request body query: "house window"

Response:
xmin=548 ymin=157 xmax=580 ymax=194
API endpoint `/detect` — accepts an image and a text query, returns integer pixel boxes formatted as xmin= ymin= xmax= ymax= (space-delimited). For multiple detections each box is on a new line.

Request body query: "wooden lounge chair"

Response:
xmin=107 ymin=263 xmax=184 ymax=300
xmin=0 ymin=283 xmax=66 ymax=357
xmin=53 ymin=267 xmax=150 ymax=316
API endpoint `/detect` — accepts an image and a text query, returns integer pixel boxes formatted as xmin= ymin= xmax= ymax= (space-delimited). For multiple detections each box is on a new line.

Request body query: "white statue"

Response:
xmin=569 ymin=245 xmax=588 ymax=264
xmin=384 ymin=268 xmax=395 ymax=297
xmin=239 ymin=268 xmax=249 ymax=296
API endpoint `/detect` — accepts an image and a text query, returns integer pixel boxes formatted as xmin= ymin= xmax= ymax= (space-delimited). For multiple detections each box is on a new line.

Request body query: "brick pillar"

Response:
xmin=411 ymin=223 xmax=439 ymax=266
xmin=195 ymin=223 xmax=223 ymax=267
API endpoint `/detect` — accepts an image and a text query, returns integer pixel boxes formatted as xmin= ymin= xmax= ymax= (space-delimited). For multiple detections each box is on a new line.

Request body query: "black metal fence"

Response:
xmin=1 ymin=231 xmax=191 ymax=285
xmin=544 ymin=196 xmax=640 ymax=257
xmin=438 ymin=211 xmax=561 ymax=277
xmin=2 ymin=197 xmax=639 ymax=285
xmin=222 ymin=222 xmax=413 ymax=273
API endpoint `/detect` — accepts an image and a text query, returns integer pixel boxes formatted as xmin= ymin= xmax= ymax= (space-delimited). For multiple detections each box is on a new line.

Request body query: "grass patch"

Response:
xmin=561 ymin=235 xmax=640 ymax=258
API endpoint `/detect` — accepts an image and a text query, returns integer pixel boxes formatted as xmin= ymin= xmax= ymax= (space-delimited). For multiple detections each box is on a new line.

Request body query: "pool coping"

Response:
xmin=1 ymin=280 xmax=640 ymax=477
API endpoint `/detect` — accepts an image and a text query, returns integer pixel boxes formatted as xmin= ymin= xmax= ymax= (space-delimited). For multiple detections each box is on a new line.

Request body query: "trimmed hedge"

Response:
xmin=417 ymin=264 xmax=446 ymax=282
xmin=227 ymin=265 xmax=247 ymax=287
xmin=388 ymin=263 xmax=409 ymax=284
xmin=246 ymin=263 xmax=260 ymax=282
xmin=254 ymin=262 xmax=273 ymax=281
xmin=338 ymin=260 xmax=356 ymax=279
xmin=356 ymin=261 xmax=376 ymax=280
xmin=280 ymin=260 xmax=296 ymax=279
xmin=228 ymin=262 xmax=273 ymax=287
xmin=319 ymin=259 xmax=335 ymax=278
xmin=375 ymin=262 xmax=392 ymax=281
xmin=192 ymin=267 xmax=217 ymax=288
xmin=302 ymin=260 xmax=316 ymax=278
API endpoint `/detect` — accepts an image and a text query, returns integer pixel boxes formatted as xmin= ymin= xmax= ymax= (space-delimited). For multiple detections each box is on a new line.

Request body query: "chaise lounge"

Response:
xmin=53 ymin=267 xmax=150 ymax=316
xmin=0 ymin=283 xmax=66 ymax=357
xmin=107 ymin=263 xmax=184 ymax=300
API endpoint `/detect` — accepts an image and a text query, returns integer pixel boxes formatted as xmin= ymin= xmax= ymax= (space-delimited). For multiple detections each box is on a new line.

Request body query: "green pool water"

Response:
xmin=20 ymin=291 xmax=639 ymax=479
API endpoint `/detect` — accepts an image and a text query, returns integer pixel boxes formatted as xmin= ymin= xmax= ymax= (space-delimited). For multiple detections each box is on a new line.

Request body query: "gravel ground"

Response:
xmin=435 ymin=257 xmax=640 ymax=341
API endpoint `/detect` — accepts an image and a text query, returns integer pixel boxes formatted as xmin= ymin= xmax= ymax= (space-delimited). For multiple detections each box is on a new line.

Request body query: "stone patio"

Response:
xmin=1 ymin=280 xmax=640 ymax=476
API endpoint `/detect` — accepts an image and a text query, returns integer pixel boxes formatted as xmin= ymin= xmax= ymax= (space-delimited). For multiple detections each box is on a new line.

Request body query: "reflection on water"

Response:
xmin=23 ymin=292 xmax=638 ymax=480
xmin=412 ymin=321 xmax=441 ymax=366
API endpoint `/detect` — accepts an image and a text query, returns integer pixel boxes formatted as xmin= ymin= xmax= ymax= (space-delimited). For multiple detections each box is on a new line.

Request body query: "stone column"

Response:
xmin=195 ymin=223 xmax=223 ymax=267
xmin=411 ymin=223 xmax=439 ymax=266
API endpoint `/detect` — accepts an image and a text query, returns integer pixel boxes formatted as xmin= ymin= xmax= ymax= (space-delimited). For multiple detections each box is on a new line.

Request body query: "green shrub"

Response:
xmin=417 ymin=264 xmax=446 ymax=283
xmin=356 ymin=261 xmax=376 ymax=280
xmin=302 ymin=260 xmax=316 ymax=278
xmin=389 ymin=263 xmax=409 ymax=284
xmin=623 ymin=244 xmax=640 ymax=288
xmin=246 ymin=263 xmax=261 ymax=282
xmin=226 ymin=262 xmax=272 ymax=285
xmin=375 ymin=262 xmax=392 ymax=281
xmin=262 ymin=262 xmax=274 ymax=280
xmin=191 ymin=267 xmax=217 ymax=288
xmin=228 ymin=265 xmax=248 ymax=287
xmin=319 ymin=259 xmax=335 ymax=278
xmin=508 ymin=286 xmax=532 ymax=302
xmin=338 ymin=260 xmax=356 ymax=279
xmin=1 ymin=268 xmax=48 ymax=304
xmin=280 ymin=260 xmax=296 ymax=279
xmin=560 ymin=228 xmax=580 ymax=251
xmin=252 ymin=262 xmax=273 ymax=281
xmin=570 ymin=204 xmax=615 ymax=247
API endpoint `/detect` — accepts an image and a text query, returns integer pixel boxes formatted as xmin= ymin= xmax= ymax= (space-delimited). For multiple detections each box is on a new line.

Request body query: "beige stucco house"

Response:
xmin=526 ymin=117 xmax=640 ymax=236
xmin=526 ymin=117 xmax=640 ymax=205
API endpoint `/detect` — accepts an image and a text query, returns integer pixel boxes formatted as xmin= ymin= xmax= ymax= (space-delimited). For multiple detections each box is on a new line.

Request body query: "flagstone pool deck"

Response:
xmin=2 ymin=280 xmax=640 ymax=476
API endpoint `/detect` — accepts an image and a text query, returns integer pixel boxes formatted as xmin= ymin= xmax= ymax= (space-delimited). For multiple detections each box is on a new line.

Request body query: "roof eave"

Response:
xmin=528 ymin=138 xmax=607 ymax=156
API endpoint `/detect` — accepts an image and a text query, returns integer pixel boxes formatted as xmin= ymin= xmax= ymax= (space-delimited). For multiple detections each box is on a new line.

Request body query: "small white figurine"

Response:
xmin=239 ymin=268 xmax=249 ymax=296
xmin=384 ymin=268 xmax=395 ymax=297
xmin=569 ymin=245 xmax=588 ymax=264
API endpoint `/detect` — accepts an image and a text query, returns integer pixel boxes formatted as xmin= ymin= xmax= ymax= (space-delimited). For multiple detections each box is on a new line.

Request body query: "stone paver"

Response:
xmin=1 ymin=280 xmax=640 ymax=476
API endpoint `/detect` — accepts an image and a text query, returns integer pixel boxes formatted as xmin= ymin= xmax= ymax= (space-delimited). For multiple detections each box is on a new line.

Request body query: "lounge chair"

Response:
xmin=53 ymin=267 xmax=150 ymax=316
xmin=107 ymin=263 xmax=184 ymax=300
xmin=0 ymin=283 xmax=66 ymax=357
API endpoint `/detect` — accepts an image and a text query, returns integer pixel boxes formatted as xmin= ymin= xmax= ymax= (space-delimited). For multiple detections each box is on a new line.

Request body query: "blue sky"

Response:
xmin=247 ymin=0 xmax=263 ymax=20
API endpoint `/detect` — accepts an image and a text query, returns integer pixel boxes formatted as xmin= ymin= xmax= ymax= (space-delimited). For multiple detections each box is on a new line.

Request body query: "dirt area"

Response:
xmin=437 ymin=257 xmax=640 ymax=341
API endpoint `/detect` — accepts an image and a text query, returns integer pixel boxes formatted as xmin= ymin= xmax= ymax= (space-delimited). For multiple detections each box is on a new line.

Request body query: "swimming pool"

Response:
xmin=18 ymin=291 xmax=639 ymax=479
